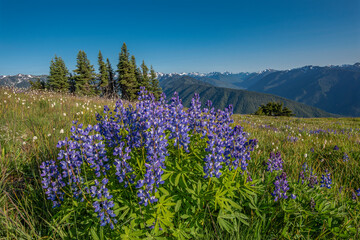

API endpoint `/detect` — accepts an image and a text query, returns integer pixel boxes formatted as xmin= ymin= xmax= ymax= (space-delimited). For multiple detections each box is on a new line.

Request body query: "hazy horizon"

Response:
xmin=2 ymin=61 xmax=360 ymax=76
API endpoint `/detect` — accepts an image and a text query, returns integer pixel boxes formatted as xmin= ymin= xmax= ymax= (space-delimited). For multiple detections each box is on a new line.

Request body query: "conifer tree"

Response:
xmin=106 ymin=58 xmax=116 ymax=97
xmin=98 ymin=50 xmax=109 ymax=96
xmin=47 ymin=55 xmax=69 ymax=92
xmin=131 ymin=55 xmax=142 ymax=95
xmin=68 ymin=73 xmax=76 ymax=94
xmin=140 ymin=60 xmax=150 ymax=91
xmin=30 ymin=78 xmax=46 ymax=90
xmin=117 ymin=43 xmax=137 ymax=101
xmin=73 ymin=50 xmax=97 ymax=96
xmin=149 ymin=66 xmax=162 ymax=99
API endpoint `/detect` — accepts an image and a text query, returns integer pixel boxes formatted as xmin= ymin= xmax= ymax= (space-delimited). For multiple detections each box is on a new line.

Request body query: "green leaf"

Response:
xmin=119 ymin=208 xmax=130 ymax=221
xmin=159 ymin=187 xmax=169 ymax=196
xmin=90 ymin=227 xmax=100 ymax=240
xmin=175 ymin=200 xmax=182 ymax=212
xmin=181 ymin=214 xmax=191 ymax=219
xmin=146 ymin=218 xmax=156 ymax=226
xmin=218 ymin=218 xmax=233 ymax=233
xmin=58 ymin=211 xmax=72 ymax=225
xmin=161 ymin=173 xmax=172 ymax=181
xmin=175 ymin=174 xmax=181 ymax=186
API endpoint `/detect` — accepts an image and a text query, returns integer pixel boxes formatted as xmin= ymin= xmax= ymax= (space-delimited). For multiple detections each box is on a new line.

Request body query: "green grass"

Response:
xmin=0 ymin=87 xmax=359 ymax=239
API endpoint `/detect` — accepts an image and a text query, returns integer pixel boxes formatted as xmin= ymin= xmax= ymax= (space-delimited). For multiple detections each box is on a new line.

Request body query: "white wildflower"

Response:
xmin=60 ymin=129 xmax=64 ymax=134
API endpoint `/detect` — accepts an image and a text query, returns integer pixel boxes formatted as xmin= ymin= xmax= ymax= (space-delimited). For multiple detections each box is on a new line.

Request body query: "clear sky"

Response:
xmin=0 ymin=0 xmax=359 ymax=75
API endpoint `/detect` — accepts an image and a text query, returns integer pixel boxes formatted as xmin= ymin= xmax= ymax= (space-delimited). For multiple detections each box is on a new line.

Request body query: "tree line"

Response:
xmin=31 ymin=43 xmax=162 ymax=101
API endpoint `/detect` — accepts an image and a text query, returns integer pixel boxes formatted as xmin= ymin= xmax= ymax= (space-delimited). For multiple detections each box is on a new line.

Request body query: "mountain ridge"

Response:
xmin=160 ymin=75 xmax=339 ymax=118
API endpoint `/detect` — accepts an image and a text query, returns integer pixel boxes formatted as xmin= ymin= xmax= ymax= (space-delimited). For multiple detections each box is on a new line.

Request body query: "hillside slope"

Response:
xmin=248 ymin=64 xmax=360 ymax=116
xmin=160 ymin=76 xmax=338 ymax=118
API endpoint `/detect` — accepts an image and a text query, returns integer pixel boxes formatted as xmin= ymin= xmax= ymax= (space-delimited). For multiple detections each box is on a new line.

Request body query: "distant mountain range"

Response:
xmin=158 ymin=63 xmax=360 ymax=117
xmin=160 ymin=75 xmax=338 ymax=118
xmin=1 ymin=62 xmax=359 ymax=117
xmin=0 ymin=74 xmax=47 ymax=88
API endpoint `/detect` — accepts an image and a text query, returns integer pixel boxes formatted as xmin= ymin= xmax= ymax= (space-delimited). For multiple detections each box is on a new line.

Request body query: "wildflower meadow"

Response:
xmin=0 ymin=87 xmax=359 ymax=239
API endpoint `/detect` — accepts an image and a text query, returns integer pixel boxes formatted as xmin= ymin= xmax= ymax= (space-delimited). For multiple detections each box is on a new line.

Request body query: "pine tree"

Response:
xmin=131 ymin=55 xmax=142 ymax=95
xmin=149 ymin=66 xmax=162 ymax=99
xmin=30 ymin=78 xmax=45 ymax=90
xmin=98 ymin=50 xmax=109 ymax=97
xmin=47 ymin=55 xmax=69 ymax=92
xmin=106 ymin=58 xmax=116 ymax=97
xmin=117 ymin=43 xmax=138 ymax=101
xmin=73 ymin=50 xmax=97 ymax=96
xmin=68 ymin=73 xmax=76 ymax=94
xmin=140 ymin=60 xmax=150 ymax=91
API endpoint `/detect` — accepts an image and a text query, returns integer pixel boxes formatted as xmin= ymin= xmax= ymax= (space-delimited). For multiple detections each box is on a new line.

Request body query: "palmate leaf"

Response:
xmin=172 ymin=223 xmax=191 ymax=240
xmin=214 ymin=187 xmax=234 ymax=211
xmin=151 ymin=195 xmax=175 ymax=232
xmin=121 ymin=225 xmax=144 ymax=240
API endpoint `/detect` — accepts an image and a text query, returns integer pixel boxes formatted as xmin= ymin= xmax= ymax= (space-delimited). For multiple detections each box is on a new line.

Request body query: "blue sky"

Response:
xmin=0 ymin=0 xmax=359 ymax=75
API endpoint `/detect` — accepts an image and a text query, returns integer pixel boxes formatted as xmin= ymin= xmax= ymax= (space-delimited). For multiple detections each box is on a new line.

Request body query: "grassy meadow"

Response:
xmin=0 ymin=87 xmax=359 ymax=239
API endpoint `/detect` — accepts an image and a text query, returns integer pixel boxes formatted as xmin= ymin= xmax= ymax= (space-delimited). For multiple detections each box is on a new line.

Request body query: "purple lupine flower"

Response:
xmin=41 ymin=87 xmax=257 ymax=229
xmin=343 ymin=153 xmax=349 ymax=162
xmin=224 ymin=126 xmax=255 ymax=172
xmin=40 ymin=160 xmax=65 ymax=207
xmin=266 ymin=152 xmax=283 ymax=172
xmin=272 ymin=172 xmax=290 ymax=201
xmin=187 ymin=93 xmax=202 ymax=134
xmin=167 ymin=92 xmax=190 ymax=152
xmin=134 ymin=90 xmax=169 ymax=205
xmin=352 ymin=192 xmax=357 ymax=200
xmin=246 ymin=172 xmax=253 ymax=183
xmin=320 ymin=170 xmax=332 ymax=189
xmin=298 ymin=163 xmax=307 ymax=184
xmin=310 ymin=198 xmax=316 ymax=211
xmin=308 ymin=173 xmax=318 ymax=188
xmin=287 ymin=135 xmax=298 ymax=143
xmin=70 ymin=123 xmax=110 ymax=178
xmin=113 ymin=142 xmax=135 ymax=187
xmin=298 ymin=163 xmax=318 ymax=188
xmin=334 ymin=145 xmax=339 ymax=151
xmin=90 ymin=178 xmax=117 ymax=228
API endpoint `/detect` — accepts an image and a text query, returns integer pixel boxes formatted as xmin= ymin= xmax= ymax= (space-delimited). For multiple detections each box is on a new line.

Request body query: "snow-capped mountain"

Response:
xmin=0 ymin=74 xmax=47 ymax=88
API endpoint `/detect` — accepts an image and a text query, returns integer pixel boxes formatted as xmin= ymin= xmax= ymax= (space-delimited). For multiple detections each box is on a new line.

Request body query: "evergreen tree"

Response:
xmin=98 ymin=50 xmax=109 ymax=96
xmin=149 ymin=66 xmax=162 ymax=99
xmin=73 ymin=50 xmax=97 ymax=96
xmin=47 ymin=55 xmax=69 ymax=92
xmin=68 ymin=73 xmax=76 ymax=94
xmin=140 ymin=60 xmax=150 ymax=91
xmin=106 ymin=58 xmax=116 ymax=97
xmin=30 ymin=78 xmax=46 ymax=90
xmin=117 ymin=43 xmax=137 ymax=101
xmin=131 ymin=55 xmax=142 ymax=95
